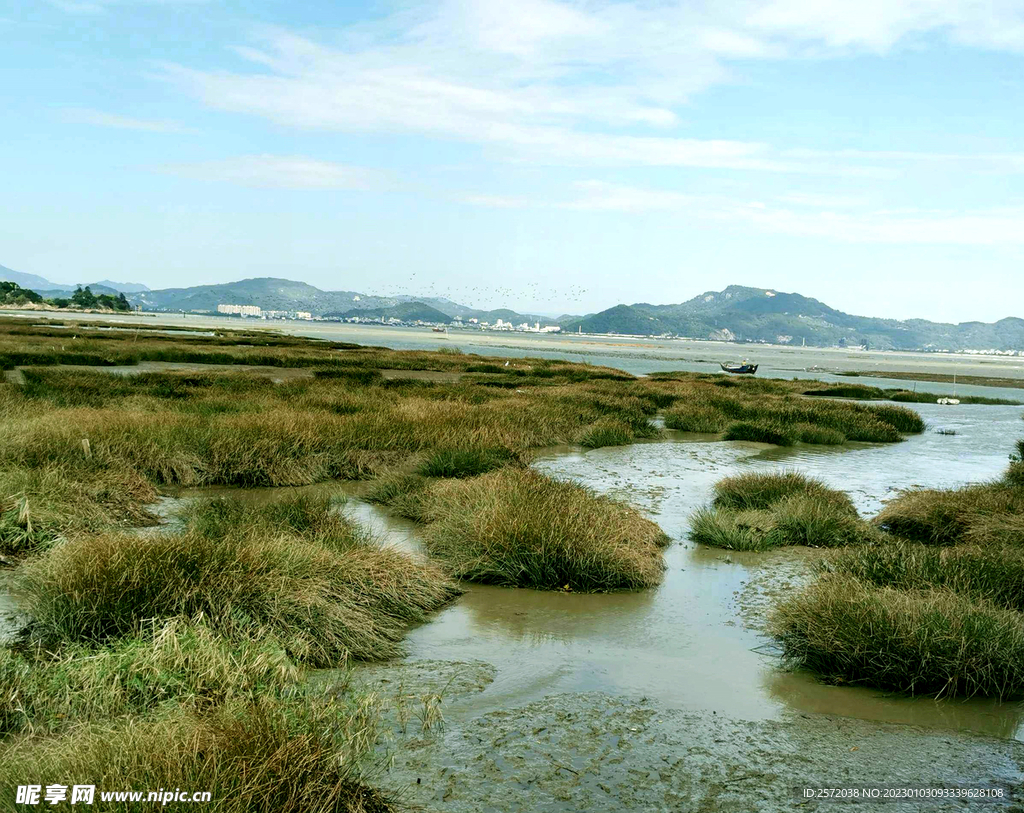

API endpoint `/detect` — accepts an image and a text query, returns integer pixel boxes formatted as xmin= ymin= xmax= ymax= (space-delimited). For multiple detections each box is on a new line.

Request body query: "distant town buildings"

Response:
xmin=217 ymin=304 xmax=312 ymax=320
xmin=217 ymin=303 xmax=262 ymax=317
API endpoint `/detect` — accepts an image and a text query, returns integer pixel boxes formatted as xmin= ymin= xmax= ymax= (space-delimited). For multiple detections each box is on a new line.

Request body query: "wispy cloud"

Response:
xmin=464 ymin=180 xmax=1024 ymax=245
xmin=158 ymin=1 xmax=1024 ymax=174
xmin=61 ymin=108 xmax=198 ymax=133
xmin=48 ymin=0 xmax=207 ymax=14
xmin=159 ymin=155 xmax=383 ymax=190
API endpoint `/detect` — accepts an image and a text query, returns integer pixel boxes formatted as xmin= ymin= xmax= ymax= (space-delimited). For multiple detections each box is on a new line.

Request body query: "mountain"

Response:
xmin=326 ymin=302 xmax=453 ymax=323
xmin=91 ymin=279 xmax=150 ymax=293
xmin=561 ymin=286 xmax=1024 ymax=351
xmin=124 ymin=276 xmax=553 ymax=324
xmin=0 ymin=264 xmax=149 ymax=295
xmin=129 ymin=278 xmax=371 ymax=314
xmin=0 ymin=264 xmax=62 ymax=291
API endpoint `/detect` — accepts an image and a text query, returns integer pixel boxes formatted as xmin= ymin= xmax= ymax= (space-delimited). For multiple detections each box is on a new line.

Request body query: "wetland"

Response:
xmin=1 ymin=315 xmax=1023 ymax=811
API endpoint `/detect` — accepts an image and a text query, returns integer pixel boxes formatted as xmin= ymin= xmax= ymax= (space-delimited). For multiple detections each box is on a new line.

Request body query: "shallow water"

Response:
xmin=393 ymin=400 xmax=1024 ymax=741
xmin=162 ymin=400 xmax=1024 ymax=741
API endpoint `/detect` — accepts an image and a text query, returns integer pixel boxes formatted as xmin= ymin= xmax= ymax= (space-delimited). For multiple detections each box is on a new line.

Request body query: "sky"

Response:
xmin=2 ymin=0 xmax=1023 ymax=323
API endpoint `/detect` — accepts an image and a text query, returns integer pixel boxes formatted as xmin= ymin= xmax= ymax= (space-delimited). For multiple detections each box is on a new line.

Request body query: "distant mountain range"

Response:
xmin=3 ymin=263 xmax=1022 ymax=351
xmin=0 ymin=265 xmax=150 ymax=295
xmin=122 ymin=276 xmax=553 ymax=326
xmin=563 ymin=286 xmax=1024 ymax=351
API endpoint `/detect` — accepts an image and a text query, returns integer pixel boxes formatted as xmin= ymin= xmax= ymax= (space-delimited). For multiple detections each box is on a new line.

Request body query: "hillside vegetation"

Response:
xmin=563 ymin=284 xmax=1024 ymax=351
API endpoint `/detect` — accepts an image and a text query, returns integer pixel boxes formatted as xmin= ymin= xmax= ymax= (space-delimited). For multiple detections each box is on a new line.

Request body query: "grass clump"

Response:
xmin=794 ymin=424 xmax=846 ymax=445
xmin=663 ymin=405 xmax=727 ymax=434
xmin=578 ymin=418 xmax=636 ymax=448
xmin=690 ymin=472 xmax=871 ymax=551
xmin=722 ymin=420 xmax=795 ymax=446
xmin=770 ymin=574 xmax=1024 ymax=698
xmin=0 ymin=695 xmax=392 ymax=813
xmin=826 ymin=543 xmax=1024 ymax=613
xmin=712 ymin=471 xmax=856 ymax=514
xmin=416 ymin=446 xmax=518 ymax=478
xmin=690 ymin=497 xmax=872 ymax=552
xmin=18 ymin=495 xmax=458 ymax=665
xmin=1 ymin=620 xmax=298 ymax=736
xmin=397 ymin=468 xmax=669 ymax=591
xmin=874 ymin=481 xmax=1024 ymax=546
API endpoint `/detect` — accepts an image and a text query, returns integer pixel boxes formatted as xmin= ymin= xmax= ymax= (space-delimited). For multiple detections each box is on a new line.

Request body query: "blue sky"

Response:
xmin=2 ymin=0 xmax=1023 ymax=322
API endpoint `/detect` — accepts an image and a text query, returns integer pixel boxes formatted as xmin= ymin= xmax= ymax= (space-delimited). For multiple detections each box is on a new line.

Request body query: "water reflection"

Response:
xmin=169 ymin=403 xmax=1024 ymax=741
xmin=764 ymin=669 xmax=1024 ymax=741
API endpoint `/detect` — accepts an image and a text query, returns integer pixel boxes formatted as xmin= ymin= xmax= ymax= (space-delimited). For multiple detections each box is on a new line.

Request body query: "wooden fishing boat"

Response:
xmin=720 ymin=362 xmax=758 ymax=375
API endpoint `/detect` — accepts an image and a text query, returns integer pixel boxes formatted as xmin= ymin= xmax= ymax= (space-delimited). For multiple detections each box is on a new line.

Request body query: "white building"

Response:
xmin=217 ymin=303 xmax=262 ymax=317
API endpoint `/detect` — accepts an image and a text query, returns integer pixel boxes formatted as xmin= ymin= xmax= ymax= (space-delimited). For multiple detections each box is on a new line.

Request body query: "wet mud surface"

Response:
xmin=360 ymin=662 xmax=1024 ymax=813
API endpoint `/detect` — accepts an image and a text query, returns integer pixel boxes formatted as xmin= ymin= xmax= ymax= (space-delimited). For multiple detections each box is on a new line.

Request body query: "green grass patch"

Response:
xmin=826 ymin=543 xmax=1024 ymax=613
xmin=416 ymin=446 xmax=518 ymax=478
xmin=770 ymin=574 xmax=1024 ymax=698
xmin=712 ymin=471 xmax=857 ymax=513
xmin=577 ymin=418 xmax=636 ymax=448
xmin=691 ymin=472 xmax=871 ymax=551
xmin=722 ymin=420 xmax=796 ymax=446
xmin=0 ymin=695 xmax=392 ymax=813
xmin=1 ymin=620 xmax=298 ymax=736
xmin=663 ymin=405 xmax=728 ymax=433
xmin=18 ymin=495 xmax=458 ymax=665
xmin=396 ymin=468 xmax=669 ymax=591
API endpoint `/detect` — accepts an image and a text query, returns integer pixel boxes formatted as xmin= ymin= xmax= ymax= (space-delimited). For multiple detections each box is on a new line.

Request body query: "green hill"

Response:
xmin=562 ymin=286 xmax=1024 ymax=351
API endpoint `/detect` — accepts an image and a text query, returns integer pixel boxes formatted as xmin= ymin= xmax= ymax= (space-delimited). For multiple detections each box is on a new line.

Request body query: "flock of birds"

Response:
xmin=372 ymin=277 xmax=592 ymax=312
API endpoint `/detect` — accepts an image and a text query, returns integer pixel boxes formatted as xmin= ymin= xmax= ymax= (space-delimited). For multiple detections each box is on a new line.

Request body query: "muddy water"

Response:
xmin=392 ymin=400 xmax=1024 ymax=742
xmin=0 ymin=570 xmax=25 ymax=646
xmin=161 ymin=399 xmax=1024 ymax=741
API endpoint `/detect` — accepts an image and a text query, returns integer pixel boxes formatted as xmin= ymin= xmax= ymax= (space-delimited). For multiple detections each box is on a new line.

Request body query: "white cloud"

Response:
xmin=49 ymin=0 xmax=206 ymax=13
xmin=61 ymin=108 xmax=197 ymax=133
xmin=158 ymin=1 xmax=1024 ymax=173
xmin=159 ymin=155 xmax=382 ymax=190
xmin=464 ymin=180 xmax=1024 ymax=245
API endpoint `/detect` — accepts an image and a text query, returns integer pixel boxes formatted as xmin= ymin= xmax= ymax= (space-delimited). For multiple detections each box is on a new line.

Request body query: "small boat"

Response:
xmin=937 ymin=375 xmax=960 ymax=405
xmin=432 ymin=327 xmax=447 ymax=333
xmin=720 ymin=362 xmax=758 ymax=375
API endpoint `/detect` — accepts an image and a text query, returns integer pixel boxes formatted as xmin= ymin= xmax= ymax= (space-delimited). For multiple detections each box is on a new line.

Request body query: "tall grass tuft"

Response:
xmin=690 ymin=472 xmax=871 ymax=551
xmin=770 ymin=574 xmax=1024 ymax=698
xmin=18 ymin=496 xmax=458 ymax=665
xmin=874 ymin=483 xmax=1024 ymax=546
xmin=403 ymin=468 xmax=669 ymax=591
xmin=1 ymin=620 xmax=298 ymax=736
xmin=663 ymin=406 xmax=727 ymax=434
xmin=578 ymin=418 xmax=636 ymax=448
xmin=722 ymin=420 xmax=796 ymax=446
xmin=416 ymin=446 xmax=517 ymax=478
xmin=0 ymin=695 xmax=392 ymax=813
xmin=712 ymin=471 xmax=857 ymax=514
xmin=826 ymin=543 xmax=1024 ymax=613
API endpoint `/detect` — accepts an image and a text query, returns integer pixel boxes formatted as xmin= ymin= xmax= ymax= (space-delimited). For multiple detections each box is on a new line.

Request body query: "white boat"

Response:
xmin=937 ymin=374 xmax=960 ymax=405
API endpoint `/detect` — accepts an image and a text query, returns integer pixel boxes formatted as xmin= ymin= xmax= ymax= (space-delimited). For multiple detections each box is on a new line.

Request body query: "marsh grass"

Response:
xmin=874 ymin=480 xmax=1024 ymax=546
xmin=803 ymin=382 xmax=1019 ymax=406
xmin=722 ymin=420 xmax=796 ymax=446
xmin=662 ymin=379 xmax=922 ymax=446
xmin=690 ymin=472 xmax=870 ymax=551
xmin=826 ymin=543 xmax=1024 ymax=613
xmin=712 ymin=471 xmax=857 ymax=513
xmin=0 ymin=695 xmax=393 ymax=813
xmin=416 ymin=446 xmax=519 ymax=478
xmin=770 ymin=574 xmax=1024 ymax=698
xmin=690 ymin=498 xmax=873 ymax=552
xmin=1 ymin=620 xmax=299 ymax=736
xmin=393 ymin=468 xmax=669 ymax=591
xmin=662 ymin=405 xmax=727 ymax=434
xmin=578 ymin=418 xmax=636 ymax=448
xmin=19 ymin=495 xmax=458 ymax=664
